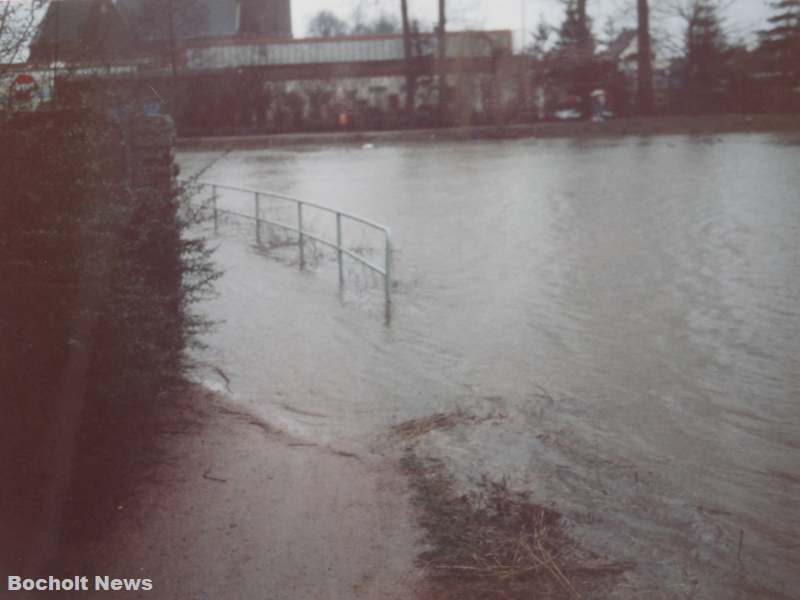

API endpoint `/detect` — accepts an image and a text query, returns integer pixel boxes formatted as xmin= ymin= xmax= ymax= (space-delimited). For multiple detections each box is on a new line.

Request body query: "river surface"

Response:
xmin=177 ymin=133 xmax=800 ymax=599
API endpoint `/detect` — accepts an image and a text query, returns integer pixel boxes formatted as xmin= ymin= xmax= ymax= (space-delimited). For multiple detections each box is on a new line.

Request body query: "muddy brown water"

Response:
xmin=178 ymin=133 xmax=800 ymax=599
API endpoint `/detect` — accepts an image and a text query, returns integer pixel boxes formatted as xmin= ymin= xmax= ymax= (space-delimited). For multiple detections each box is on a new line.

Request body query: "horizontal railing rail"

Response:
xmin=180 ymin=179 xmax=393 ymax=322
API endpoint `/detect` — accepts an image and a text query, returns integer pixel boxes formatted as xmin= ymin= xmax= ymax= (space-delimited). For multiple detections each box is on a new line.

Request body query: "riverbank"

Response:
xmin=60 ymin=388 xmax=627 ymax=600
xmin=176 ymin=113 xmax=800 ymax=150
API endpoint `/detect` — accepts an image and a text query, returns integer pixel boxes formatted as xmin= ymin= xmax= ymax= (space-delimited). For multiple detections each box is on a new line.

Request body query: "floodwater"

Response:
xmin=178 ymin=133 xmax=800 ymax=599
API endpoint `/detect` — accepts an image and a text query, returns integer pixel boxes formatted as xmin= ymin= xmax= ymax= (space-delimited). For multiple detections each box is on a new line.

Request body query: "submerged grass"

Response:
xmin=391 ymin=410 xmax=491 ymax=441
xmin=401 ymin=453 xmax=627 ymax=600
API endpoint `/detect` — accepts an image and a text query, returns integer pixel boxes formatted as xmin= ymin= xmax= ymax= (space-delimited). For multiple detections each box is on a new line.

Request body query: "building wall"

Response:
xmin=185 ymin=31 xmax=512 ymax=72
xmin=163 ymin=56 xmax=526 ymax=135
xmin=239 ymin=0 xmax=292 ymax=38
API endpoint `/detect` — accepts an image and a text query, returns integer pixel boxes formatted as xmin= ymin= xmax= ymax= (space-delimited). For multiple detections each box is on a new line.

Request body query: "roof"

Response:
xmin=30 ymin=0 xmax=132 ymax=63
xmin=115 ymin=0 xmax=240 ymax=41
xmin=35 ymin=0 xmax=97 ymax=45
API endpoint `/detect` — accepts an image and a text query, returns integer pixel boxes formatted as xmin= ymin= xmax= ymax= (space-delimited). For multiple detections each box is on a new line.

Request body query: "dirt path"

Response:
xmin=76 ymin=393 xmax=421 ymax=600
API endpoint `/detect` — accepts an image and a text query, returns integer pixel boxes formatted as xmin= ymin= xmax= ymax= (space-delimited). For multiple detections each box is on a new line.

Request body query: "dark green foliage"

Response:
xmin=524 ymin=20 xmax=553 ymax=60
xmin=760 ymin=0 xmax=800 ymax=82
xmin=0 ymin=105 xmax=211 ymax=407
xmin=0 ymin=93 xmax=218 ymax=555
xmin=538 ymin=0 xmax=614 ymax=119
xmin=674 ymin=1 xmax=733 ymax=114
xmin=685 ymin=2 xmax=726 ymax=78
xmin=556 ymin=0 xmax=593 ymax=56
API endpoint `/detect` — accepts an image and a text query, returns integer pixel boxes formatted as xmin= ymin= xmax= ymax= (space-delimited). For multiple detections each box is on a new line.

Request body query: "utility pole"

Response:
xmin=437 ymin=0 xmax=447 ymax=124
xmin=637 ymin=0 xmax=654 ymax=115
xmin=52 ymin=0 xmax=60 ymax=92
xmin=574 ymin=0 xmax=592 ymax=119
xmin=167 ymin=0 xmax=178 ymax=77
xmin=401 ymin=0 xmax=415 ymax=116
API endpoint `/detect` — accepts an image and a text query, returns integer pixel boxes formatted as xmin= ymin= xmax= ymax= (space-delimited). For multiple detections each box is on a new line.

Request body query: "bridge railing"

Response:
xmin=181 ymin=179 xmax=393 ymax=322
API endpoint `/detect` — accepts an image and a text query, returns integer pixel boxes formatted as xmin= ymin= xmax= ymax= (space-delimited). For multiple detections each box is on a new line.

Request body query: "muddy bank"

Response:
xmin=32 ymin=387 xmax=635 ymax=600
xmin=176 ymin=114 xmax=800 ymax=150
xmin=47 ymin=387 xmax=421 ymax=600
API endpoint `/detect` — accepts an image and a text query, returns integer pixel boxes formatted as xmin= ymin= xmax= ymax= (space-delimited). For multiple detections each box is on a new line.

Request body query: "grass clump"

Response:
xmin=401 ymin=453 xmax=626 ymax=600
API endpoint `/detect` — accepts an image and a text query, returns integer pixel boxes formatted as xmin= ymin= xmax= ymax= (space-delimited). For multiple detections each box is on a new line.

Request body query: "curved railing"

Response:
xmin=181 ymin=179 xmax=393 ymax=322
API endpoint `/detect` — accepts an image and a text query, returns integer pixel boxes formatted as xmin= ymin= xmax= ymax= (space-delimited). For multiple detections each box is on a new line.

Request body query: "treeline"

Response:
xmin=527 ymin=0 xmax=800 ymax=116
xmin=307 ymin=9 xmax=403 ymax=38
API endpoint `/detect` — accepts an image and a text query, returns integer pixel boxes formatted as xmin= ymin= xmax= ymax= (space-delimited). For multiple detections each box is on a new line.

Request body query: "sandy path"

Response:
xmin=78 ymin=395 xmax=421 ymax=600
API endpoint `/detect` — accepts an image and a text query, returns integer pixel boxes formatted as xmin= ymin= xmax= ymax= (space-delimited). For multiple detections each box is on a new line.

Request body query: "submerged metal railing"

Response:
xmin=181 ymin=179 xmax=393 ymax=322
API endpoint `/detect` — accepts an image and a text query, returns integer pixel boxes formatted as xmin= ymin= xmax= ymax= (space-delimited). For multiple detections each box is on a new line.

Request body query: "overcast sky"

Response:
xmin=291 ymin=0 xmax=773 ymax=49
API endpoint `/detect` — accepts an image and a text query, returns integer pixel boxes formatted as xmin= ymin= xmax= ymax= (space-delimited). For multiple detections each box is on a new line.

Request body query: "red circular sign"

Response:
xmin=13 ymin=74 xmax=36 ymax=86
xmin=11 ymin=73 xmax=38 ymax=103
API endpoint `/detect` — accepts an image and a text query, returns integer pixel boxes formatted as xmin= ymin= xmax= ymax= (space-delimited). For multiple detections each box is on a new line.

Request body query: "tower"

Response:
xmin=239 ymin=0 xmax=292 ymax=38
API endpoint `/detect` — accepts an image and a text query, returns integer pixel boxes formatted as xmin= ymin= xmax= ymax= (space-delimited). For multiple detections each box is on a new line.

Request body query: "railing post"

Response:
xmin=297 ymin=201 xmax=305 ymax=270
xmin=212 ymin=185 xmax=219 ymax=235
xmin=336 ymin=212 xmax=344 ymax=286
xmin=255 ymin=192 xmax=261 ymax=245
xmin=384 ymin=229 xmax=393 ymax=324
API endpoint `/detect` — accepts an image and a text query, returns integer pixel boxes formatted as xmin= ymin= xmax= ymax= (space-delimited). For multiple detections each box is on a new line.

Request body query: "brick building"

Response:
xmin=29 ymin=0 xmax=293 ymax=64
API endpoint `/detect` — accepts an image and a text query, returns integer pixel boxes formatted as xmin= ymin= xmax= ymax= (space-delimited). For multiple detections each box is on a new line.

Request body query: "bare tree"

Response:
xmin=307 ymin=10 xmax=349 ymax=38
xmin=0 ymin=1 xmax=48 ymax=113
xmin=0 ymin=1 xmax=49 ymax=78
xmin=352 ymin=14 xmax=400 ymax=35
xmin=309 ymin=7 xmax=398 ymax=37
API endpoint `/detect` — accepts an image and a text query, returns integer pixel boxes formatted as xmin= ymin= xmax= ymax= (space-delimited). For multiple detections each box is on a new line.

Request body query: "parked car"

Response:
xmin=554 ymin=108 xmax=581 ymax=120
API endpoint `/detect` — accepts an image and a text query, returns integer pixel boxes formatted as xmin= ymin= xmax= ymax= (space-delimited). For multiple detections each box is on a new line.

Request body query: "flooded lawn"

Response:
xmin=178 ymin=133 xmax=800 ymax=599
